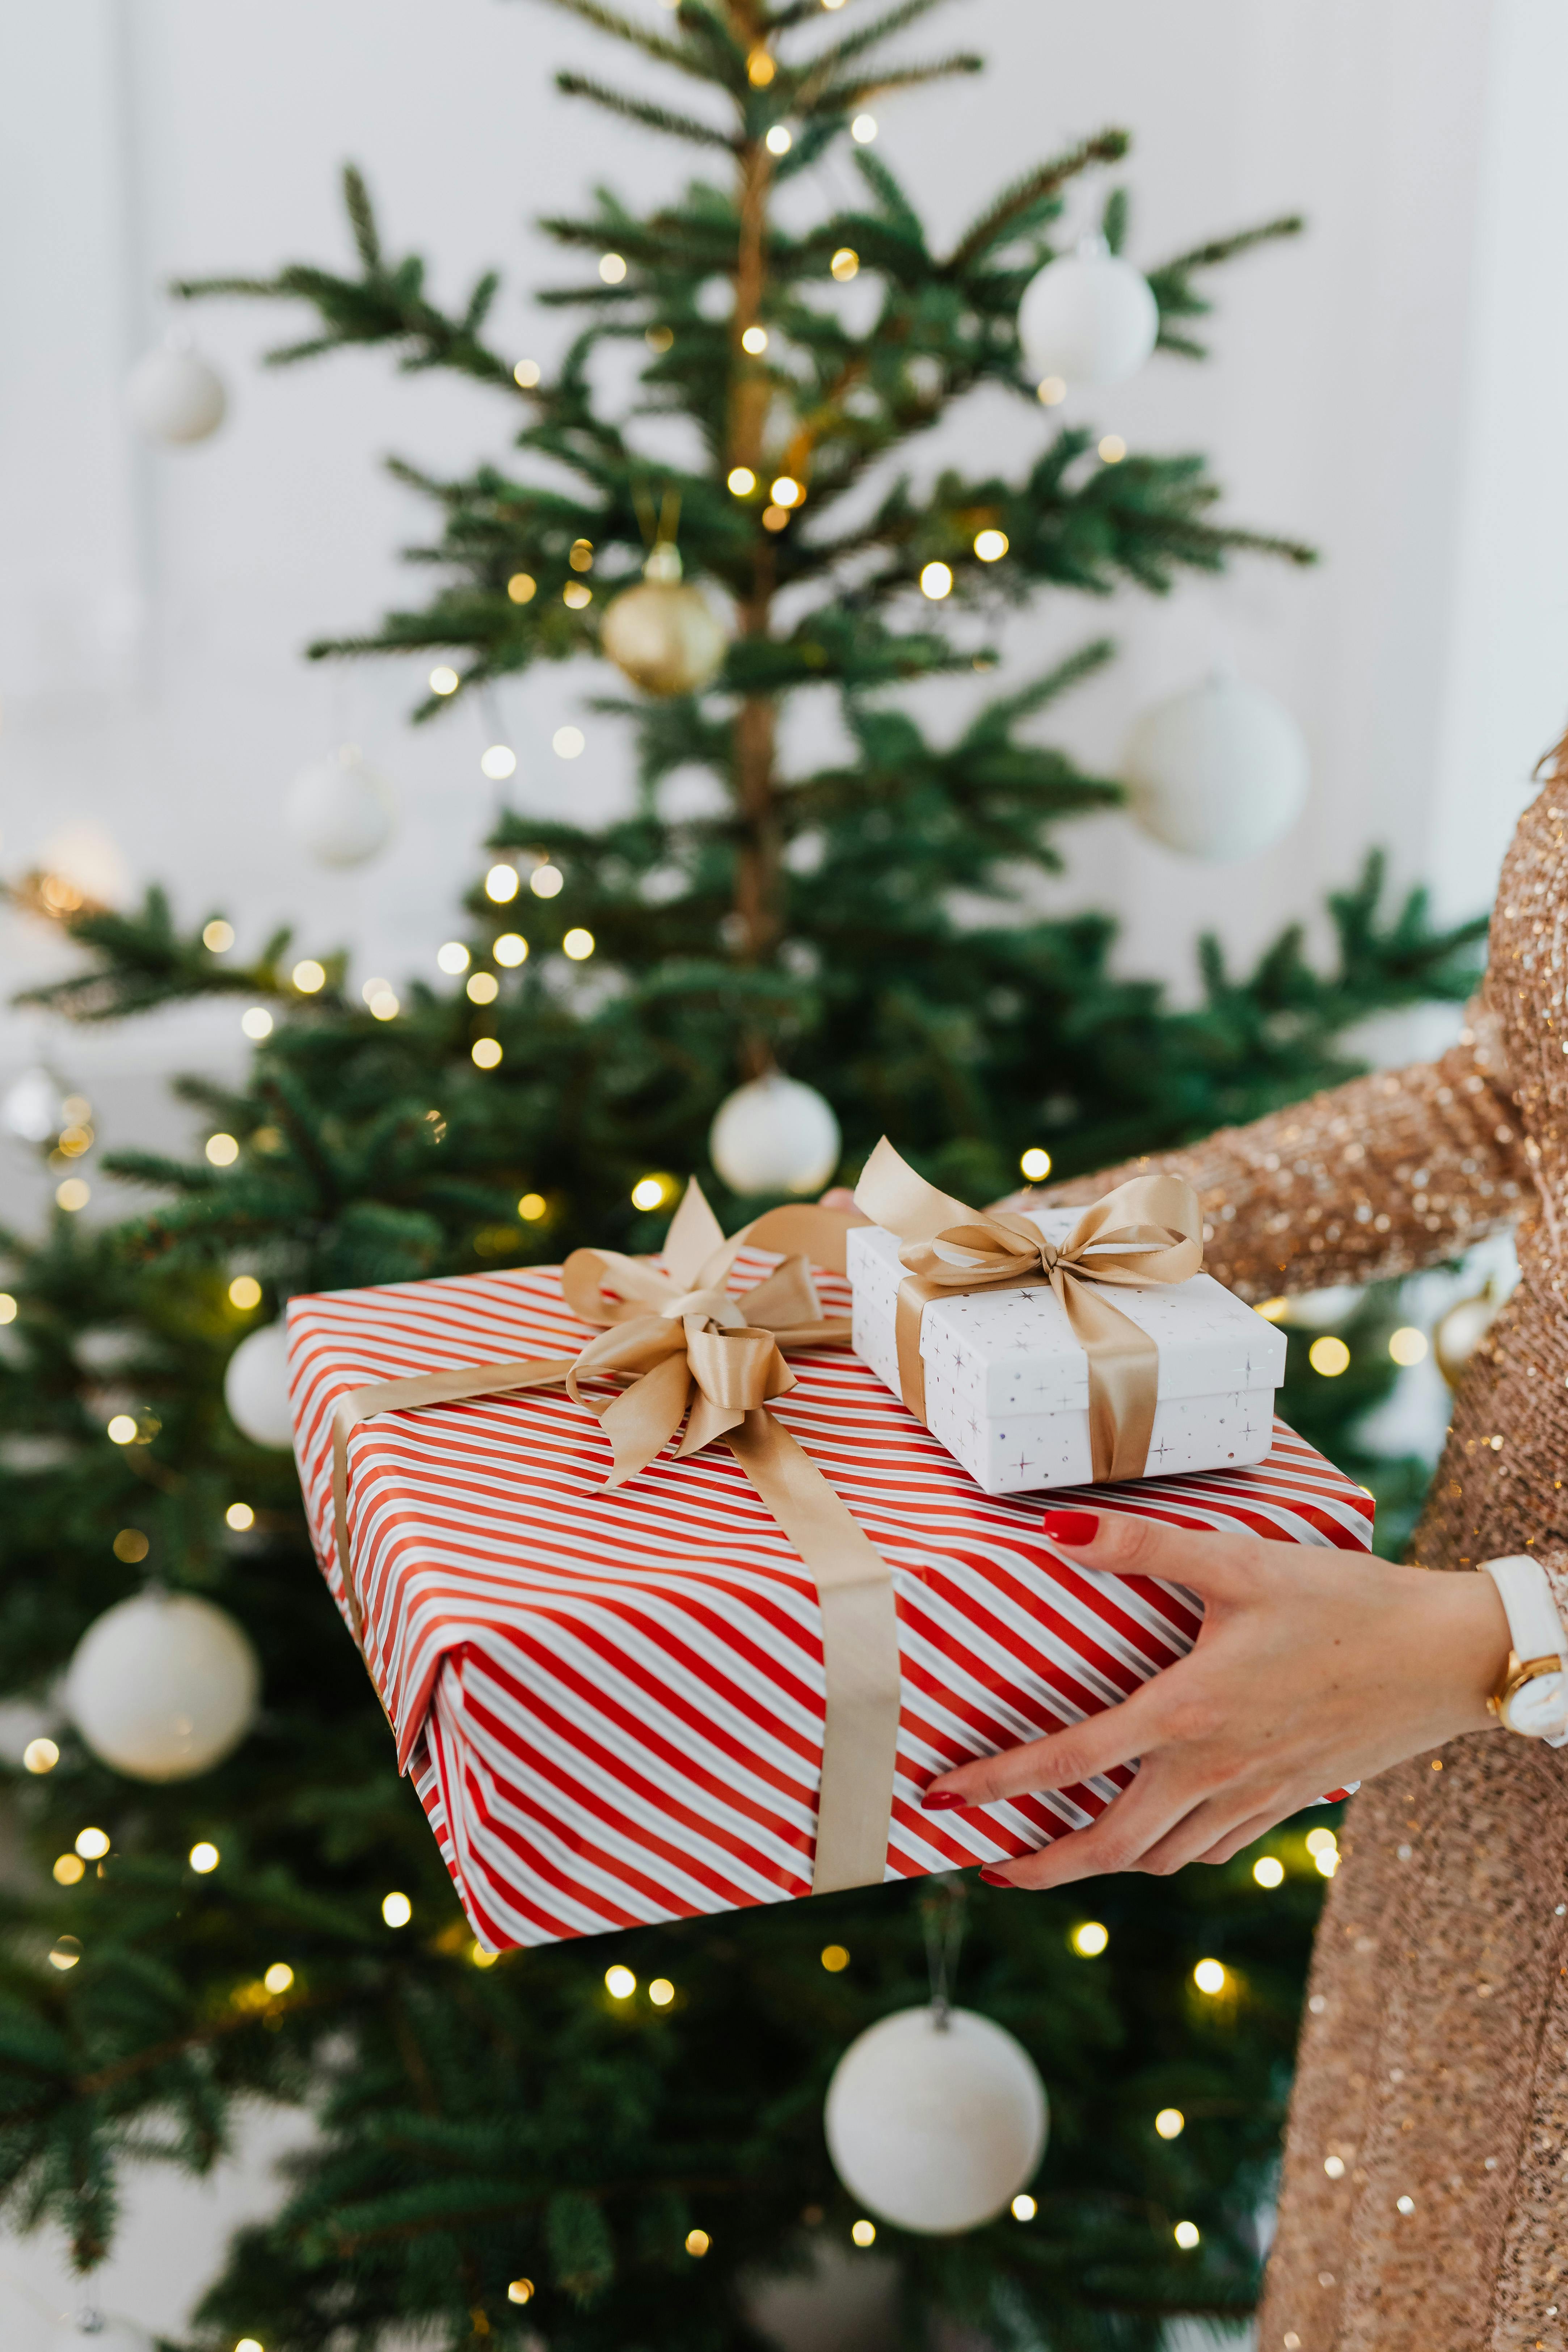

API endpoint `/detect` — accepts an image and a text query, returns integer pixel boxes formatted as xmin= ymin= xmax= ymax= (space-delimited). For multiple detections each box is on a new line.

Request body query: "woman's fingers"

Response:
xmin=1041 ymin=1504 xmax=1260 ymax=1605
xmin=924 ymin=1670 xmax=1180 ymax=1809
xmin=981 ymin=1759 xmax=1211 ymax=1889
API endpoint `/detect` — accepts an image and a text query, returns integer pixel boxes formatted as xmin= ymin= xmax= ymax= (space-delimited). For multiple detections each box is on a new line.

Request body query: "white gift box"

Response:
xmin=847 ymin=1207 xmax=1287 ymax=1496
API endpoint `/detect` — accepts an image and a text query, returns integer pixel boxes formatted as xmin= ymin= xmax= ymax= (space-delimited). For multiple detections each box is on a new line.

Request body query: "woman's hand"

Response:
xmin=921 ymin=1506 xmax=1512 ymax=1888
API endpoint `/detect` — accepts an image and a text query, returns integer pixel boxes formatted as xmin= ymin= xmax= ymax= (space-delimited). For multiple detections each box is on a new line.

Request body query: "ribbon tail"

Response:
xmin=598 ymin=1353 xmax=695 ymax=1487
xmin=679 ymin=1388 xmax=743 ymax=1458
xmin=726 ymin=1410 xmax=899 ymax=1894
xmin=1054 ymin=1270 xmax=1159 ymax=1482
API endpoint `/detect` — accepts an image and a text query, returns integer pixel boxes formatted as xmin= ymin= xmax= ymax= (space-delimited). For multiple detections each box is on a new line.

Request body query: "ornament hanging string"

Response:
xmin=921 ymin=1872 xmax=968 ymax=2030
xmin=328 ymin=1182 xmax=901 ymax=1896
xmin=854 ymin=1138 xmax=1204 ymax=1482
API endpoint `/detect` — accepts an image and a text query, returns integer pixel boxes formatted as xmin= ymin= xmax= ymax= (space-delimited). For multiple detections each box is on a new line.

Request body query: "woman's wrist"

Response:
xmin=1403 ymin=1565 xmax=1511 ymax=1736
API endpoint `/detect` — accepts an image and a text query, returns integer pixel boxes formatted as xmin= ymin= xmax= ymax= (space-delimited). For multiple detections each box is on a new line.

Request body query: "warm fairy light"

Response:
xmin=189 ymin=1841 xmax=220 ymax=1873
xmin=851 ymin=113 xmax=877 ymax=142
xmin=1155 ymin=2108 xmax=1185 ymax=2140
xmin=471 ymin=1942 xmax=498 ymax=1967
xmin=507 ymin=573 xmax=537 ymax=604
xmin=1306 ymin=1827 xmax=1337 ymax=1857
xmin=851 ymin=2219 xmax=877 ymax=2247
xmin=1174 ymin=2221 xmax=1201 ymax=2250
xmin=49 ymin=1936 xmax=81 ymax=1971
xmin=631 ymin=1177 xmax=666 ymax=1211
xmin=1308 ymin=1335 xmax=1351 ymax=1378
xmin=646 ymin=324 xmax=674 ymax=351
xmin=920 ymin=561 xmax=953 ymax=600
xmin=486 ymin=864 xmax=520 ymax=903
xmin=569 ymin=539 xmax=594 ymax=572
xmin=831 ymin=248 xmax=859 ymax=281
xmin=649 ymin=1977 xmax=675 ymax=2006
xmin=530 ymin=864 xmax=564 ymax=899
xmin=1388 ymin=1325 xmax=1428 ymax=1365
xmin=1037 ymin=375 xmax=1066 ymax=406
xmin=1098 ymin=434 xmax=1127 ymax=464
xmin=76 ymin=1827 xmax=110 ymax=1860
xmin=1323 ymin=2155 xmax=1345 ymax=2180
xmin=225 ymin=1502 xmax=255 ymax=1532
xmin=563 ymin=929 xmax=595 ymax=961
xmin=507 ymin=2281 xmax=535 ymax=2305
xmin=605 ymin=1965 xmax=637 ymax=1999
xmin=766 ymin=125 xmax=792 ymax=155
xmin=292 ymin=959 xmax=326 ymax=993
xmin=820 ymin=1944 xmax=850 ymax=1972
xmin=974 ymin=528 xmax=1009 ymax=561
xmin=106 ymin=1415 xmax=138 ymax=1445
xmin=494 ymin=933 xmax=528 ymax=966
xmin=471 ymin=1039 xmax=503 ymax=1069
xmin=1011 ymin=2194 xmax=1037 ymax=2221
xmin=1071 ymin=1922 xmax=1108 ymax=1957
xmin=563 ymin=581 xmax=593 ymax=609
xmin=429 ymin=665 xmax=460 ymax=696
xmin=518 ymin=1192 xmax=547 ymax=1221
xmin=1019 ymin=1147 xmax=1051 ymax=1180
xmin=1193 ymin=1959 xmax=1227 ymax=1995
xmin=0 ymin=1293 xmax=16 ymax=1323
xmin=467 ymin=973 xmax=500 ymax=1005
xmin=54 ymin=1853 xmax=85 ymax=1885
xmin=728 ymin=466 xmax=757 ymax=496
xmin=236 ymin=2341 xmax=264 ymax=2352
xmin=1253 ymin=1855 xmax=1285 ymax=1888
xmin=56 ymin=1178 xmax=90 ymax=1212
xmin=438 ymin=941 xmax=471 ymax=974
xmin=1314 ymin=1849 xmax=1339 ymax=1878
xmin=113 ymin=1529 xmax=149 ymax=1563
xmin=762 ymin=505 xmax=790 ymax=532
xmin=23 ymin=1738 xmax=58 ymax=1774
xmin=822 ymin=0 xmax=847 ymax=10
xmin=481 ymin=745 xmax=517 ymax=780
xmin=599 ymin=253 xmax=627 ymax=284
xmin=382 ymin=1892 xmax=413 ymax=1927
xmin=368 ymin=986 xmax=400 ymax=1021
xmin=203 ymin=918 xmax=235 ymax=952
xmin=241 ymin=1007 xmax=273 ymax=1041
xmin=553 ymin=726 xmax=585 ymax=760
xmin=206 ymin=1133 xmax=240 ymax=1167
xmin=513 ymin=358 xmax=541 ymax=388
xmin=1256 ymin=1297 xmax=1289 ymax=1322
xmin=263 ymin=1963 xmax=294 ymax=1995
xmin=686 ymin=2229 xmax=711 ymax=2257
xmin=747 ymin=47 xmax=775 ymax=84
xmin=770 ymin=475 xmax=803 ymax=507
xmin=741 ymin=325 xmax=770 ymax=355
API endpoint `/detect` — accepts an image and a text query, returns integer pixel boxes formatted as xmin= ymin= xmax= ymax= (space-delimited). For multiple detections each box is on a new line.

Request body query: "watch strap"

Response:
xmin=1481 ymin=1554 xmax=1567 ymax=1668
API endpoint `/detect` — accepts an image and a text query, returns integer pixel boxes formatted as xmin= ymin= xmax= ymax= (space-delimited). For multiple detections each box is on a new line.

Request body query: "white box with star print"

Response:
xmin=846 ymin=1209 xmax=1288 ymax=1496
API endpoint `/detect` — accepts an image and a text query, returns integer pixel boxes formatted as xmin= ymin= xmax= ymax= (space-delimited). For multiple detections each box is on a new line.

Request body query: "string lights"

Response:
xmin=553 ymin=726 xmax=585 ymax=759
xmin=429 ymin=665 xmax=459 ymax=696
xmin=831 ymin=248 xmax=859 ymax=280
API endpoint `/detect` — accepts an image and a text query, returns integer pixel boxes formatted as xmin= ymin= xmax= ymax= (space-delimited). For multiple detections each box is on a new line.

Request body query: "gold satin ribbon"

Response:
xmin=853 ymin=1137 xmax=1203 ymax=1483
xmin=329 ymin=1183 xmax=899 ymax=1894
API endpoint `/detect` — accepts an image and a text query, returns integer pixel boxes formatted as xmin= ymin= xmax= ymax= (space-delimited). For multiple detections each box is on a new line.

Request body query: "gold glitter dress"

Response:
xmin=1041 ymin=757 xmax=1568 ymax=2351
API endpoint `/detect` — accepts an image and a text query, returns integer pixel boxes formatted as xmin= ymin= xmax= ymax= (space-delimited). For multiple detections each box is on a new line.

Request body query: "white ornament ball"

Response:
xmin=286 ymin=743 xmax=397 ymax=869
xmin=66 ymin=1592 xmax=260 ymax=1782
xmin=3 ymin=1065 xmax=66 ymax=1143
xmin=825 ymin=2006 xmax=1049 ymax=2235
xmin=125 ymin=341 xmax=227 ymax=445
xmin=224 ymin=1319 xmax=296 ymax=1449
xmin=1124 ymin=673 xmax=1310 ymax=862
xmin=1019 ymin=239 xmax=1158 ymax=389
xmin=49 ymin=2315 xmax=156 ymax=2352
xmin=709 ymin=1073 xmax=840 ymax=1197
xmin=601 ymin=547 xmax=727 ymax=698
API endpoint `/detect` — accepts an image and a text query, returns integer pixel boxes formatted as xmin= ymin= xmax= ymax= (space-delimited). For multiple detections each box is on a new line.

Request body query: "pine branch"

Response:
xmin=946 ymin=129 xmax=1130 ymax=274
xmin=554 ymin=72 xmax=737 ymax=149
xmin=524 ymin=0 xmax=713 ymax=81
xmin=809 ymin=52 xmax=983 ymax=114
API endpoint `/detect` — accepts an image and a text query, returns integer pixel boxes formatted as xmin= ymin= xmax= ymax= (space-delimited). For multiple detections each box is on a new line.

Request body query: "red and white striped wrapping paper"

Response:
xmin=287 ymin=1247 xmax=1373 ymax=1951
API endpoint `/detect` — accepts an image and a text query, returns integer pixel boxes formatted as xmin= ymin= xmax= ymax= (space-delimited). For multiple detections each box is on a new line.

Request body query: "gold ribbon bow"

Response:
xmin=329 ymin=1183 xmax=901 ymax=1895
xmin=853 ymin=1137 xmax=1203 ymax=1483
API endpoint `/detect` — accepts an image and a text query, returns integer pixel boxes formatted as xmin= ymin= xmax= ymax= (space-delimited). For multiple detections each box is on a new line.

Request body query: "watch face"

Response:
xmin=1506 ymin=1668 xmax=1568 ymax=1739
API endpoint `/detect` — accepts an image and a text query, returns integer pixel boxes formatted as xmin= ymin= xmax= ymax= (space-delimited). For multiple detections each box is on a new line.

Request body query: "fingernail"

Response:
xmin=1042 ymin=1508 xmax=1099 ymax=1546
xmin=921 ymin=1789 xmax=966 ymax=1811
xmin=979 ymin=1867 xmax=1015 ymax=1888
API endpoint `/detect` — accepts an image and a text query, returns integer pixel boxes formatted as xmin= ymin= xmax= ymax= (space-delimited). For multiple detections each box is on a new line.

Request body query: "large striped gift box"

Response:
xmin=287 ymin=1244 xmax=1373 ymax=1952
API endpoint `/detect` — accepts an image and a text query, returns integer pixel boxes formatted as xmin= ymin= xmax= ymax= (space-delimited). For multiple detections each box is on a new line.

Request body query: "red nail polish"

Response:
xmin=1042 ymin=1508 xmax=1099 ymax=1546
xmin=979 ymin=1867 xmax=1015 ymax=1887
xmin=921 ymin=1789 xmax=965 ymax=1811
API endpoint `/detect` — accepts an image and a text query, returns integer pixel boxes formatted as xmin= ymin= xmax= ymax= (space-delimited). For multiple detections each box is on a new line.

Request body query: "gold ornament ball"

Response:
xmin=601 ymin=548 xmax=726 ymax=697
xmin=1433 ymin=1287 xmax=1501 ymax=1390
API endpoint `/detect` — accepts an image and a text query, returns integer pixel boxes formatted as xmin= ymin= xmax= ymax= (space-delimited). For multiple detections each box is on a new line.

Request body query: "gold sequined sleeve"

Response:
xmin=1026 ymin=1006 xmax=1531 ymax=1302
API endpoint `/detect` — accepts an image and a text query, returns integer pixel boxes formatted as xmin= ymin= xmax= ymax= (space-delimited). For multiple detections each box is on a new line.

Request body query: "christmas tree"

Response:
xmin=0 ymin=3 xmax=1485 ymax=2347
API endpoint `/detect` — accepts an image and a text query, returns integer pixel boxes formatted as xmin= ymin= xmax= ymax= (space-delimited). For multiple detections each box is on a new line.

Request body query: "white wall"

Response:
xmin=2 ymin=0 xmax=1566 ymax=2334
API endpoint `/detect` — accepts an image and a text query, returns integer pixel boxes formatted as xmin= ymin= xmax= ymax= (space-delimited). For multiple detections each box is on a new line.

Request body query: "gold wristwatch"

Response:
xmin=1482 ymin=1556 xmax=1568 ymax=1739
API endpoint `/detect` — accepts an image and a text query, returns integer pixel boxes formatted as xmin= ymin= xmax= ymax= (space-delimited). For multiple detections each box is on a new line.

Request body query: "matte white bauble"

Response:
xmin=66 ymin=1592 xmax=260 ymax=1782
xmin=1124 ymin=673 xmax=1310 ymax=862
xmin=125 ymin=341 xmax=227 ymax=445
xmin=286 ymin=744 xmax=397 ymax=869
xmin=49 ymin=2315 xmax=157 ymax=2352
xmin=601 ymin=543 xmax=727 ymax=697
xmin=709 ymin=1073 xmax=840 ymax=1197
xmin=224 ymin=1319 xmax=296 ymax=1449
xmin=1018 ymin=237 xmax=1158 ymax=388
xmin=825 ymin=2006 xmax=1049 ymax=2235
xmin=3 ymin=1065 xmax=65 ymax=1143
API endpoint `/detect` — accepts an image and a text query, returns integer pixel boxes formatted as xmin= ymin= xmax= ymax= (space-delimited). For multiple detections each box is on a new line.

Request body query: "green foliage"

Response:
xmin=0 ymin=2 xmax=1475 ymax=2348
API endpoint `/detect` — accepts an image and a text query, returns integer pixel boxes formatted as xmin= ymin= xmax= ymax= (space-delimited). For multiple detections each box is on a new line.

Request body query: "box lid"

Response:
xmin=847 ymin=1209 xmax=1286 ymax=1414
